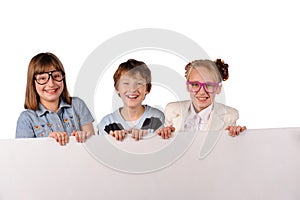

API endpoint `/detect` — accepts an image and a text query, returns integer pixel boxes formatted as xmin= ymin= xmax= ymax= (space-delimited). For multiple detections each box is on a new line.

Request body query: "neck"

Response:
xmin=121 ymin=105 xmax=145 ymax=121
xmin=40 ymin=100 xmax=60 ymax=112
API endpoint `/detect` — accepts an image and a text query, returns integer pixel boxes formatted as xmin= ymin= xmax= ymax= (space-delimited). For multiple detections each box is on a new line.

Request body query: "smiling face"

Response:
xmin=35 ymin=65 xmax=64 ymax=109
xmin=188 ymin=67 xmax=221 ymax=112
xmin=116 ymin=71 xmax=149 ymax=110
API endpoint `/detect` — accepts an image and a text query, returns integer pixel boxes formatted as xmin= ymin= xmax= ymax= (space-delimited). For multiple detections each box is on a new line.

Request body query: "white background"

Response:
xmin=1 ymin=0 xmax=299 ymax=139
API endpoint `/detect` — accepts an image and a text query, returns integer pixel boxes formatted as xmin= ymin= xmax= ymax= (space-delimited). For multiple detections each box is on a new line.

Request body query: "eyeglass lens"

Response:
xmin=187 ymin=82 xmax=219 ymax=93
xmin=35 ymin=70 xmax=64 ymax=85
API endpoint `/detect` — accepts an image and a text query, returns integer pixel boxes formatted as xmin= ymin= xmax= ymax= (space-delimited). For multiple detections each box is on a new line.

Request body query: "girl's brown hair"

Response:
xmin=24 ymin=52 xmax=71 ymax=110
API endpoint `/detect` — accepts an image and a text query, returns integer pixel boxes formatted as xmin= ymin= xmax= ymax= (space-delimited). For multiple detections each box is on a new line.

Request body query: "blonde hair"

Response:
xmin=185 ymin=59 xmax=229 ymax=82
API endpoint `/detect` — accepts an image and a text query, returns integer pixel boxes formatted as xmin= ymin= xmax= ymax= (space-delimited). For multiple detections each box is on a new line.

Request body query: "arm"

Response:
xmin=223 ymin=105 xmax=247 ymax=137
xmin=98 ymin=115 xmax=128 ymax=141
xmin=71 ymin=97 xmax=95 ymax=143
xmin=72 ymin=122 xmax=95 ymax=143
xmin=155 ymin=102 xmax=180 ymax=139
xmin=16 ymin=111 xmax=69 ymax=145
xmin=131 ymin=108 xmax=166 ymax=141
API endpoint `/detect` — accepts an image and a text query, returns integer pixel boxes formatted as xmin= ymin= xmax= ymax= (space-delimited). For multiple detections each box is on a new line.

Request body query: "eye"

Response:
xmin=206 ymin=83 xmax=217 ymax=88
xmin=191 ymin=83 xmax=199 ymax=87
xmin=52 ymin=72 xmax=63 ymax=80
xmin=36 ymin=74 xmax=47 ymax=81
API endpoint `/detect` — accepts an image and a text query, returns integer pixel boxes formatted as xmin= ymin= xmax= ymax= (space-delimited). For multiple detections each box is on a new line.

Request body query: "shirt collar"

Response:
xmin=190 ymin=102 xmax=214 ymax=122
xmin=36 ymin=99 xmax=71 ymax=116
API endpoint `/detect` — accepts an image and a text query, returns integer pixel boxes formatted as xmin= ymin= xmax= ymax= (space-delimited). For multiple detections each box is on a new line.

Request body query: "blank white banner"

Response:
xmin=1 ymin=128 xmax=300 ymax=200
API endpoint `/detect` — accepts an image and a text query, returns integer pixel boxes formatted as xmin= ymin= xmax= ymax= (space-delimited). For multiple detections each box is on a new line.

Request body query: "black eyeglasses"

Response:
xmin=34 ymin=70 xmax=65 ymax=85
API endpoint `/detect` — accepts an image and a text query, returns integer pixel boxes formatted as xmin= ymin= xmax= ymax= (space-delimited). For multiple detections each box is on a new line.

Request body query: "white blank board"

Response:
xmin=1 ymin=128 xmax=300 ymax=200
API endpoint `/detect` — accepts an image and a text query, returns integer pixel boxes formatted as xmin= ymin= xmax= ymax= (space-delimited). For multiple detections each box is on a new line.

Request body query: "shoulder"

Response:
xmin=99 ymin=109 xmax=120 ymax=124
xmin=145 ymin=105 xmax=164 ymax=116
xmin=17 ymin=109 xmax=38 ymax=127
xmin=100 ymin=112 xmax=114 ymax=122
xmin=214 ymin=102 xmax=239 ymax=118
xmin=18 ymin=109 xmax=37 ymax=120
xmin=165 ymin=100 xmax=191 ymax=111
xmin=71 ymin=97 xmax=90 ymax=111
xmin=98 ymin=110 xmax=122 ymax=133
xmin=71 ymin=97 xmax=85 ymax=105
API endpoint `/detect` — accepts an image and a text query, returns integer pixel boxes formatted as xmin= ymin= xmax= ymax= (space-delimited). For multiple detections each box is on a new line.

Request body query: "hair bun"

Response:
xmin=184 ymin=62 xmax=191 ymax=78
xmin=214 ymin=59 xmax=229 ymax=81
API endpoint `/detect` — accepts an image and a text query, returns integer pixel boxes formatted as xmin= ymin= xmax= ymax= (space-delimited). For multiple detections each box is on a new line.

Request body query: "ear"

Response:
xmin=143 ymin=90 xmax=149 ymax=100
xmin=115 ymin=89 xmax=121 ymax=97
xmin=147 ymin=83 xmax=152 ymax=94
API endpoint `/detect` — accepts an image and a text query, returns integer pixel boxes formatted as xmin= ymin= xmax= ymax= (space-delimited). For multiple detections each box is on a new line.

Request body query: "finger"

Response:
xmin=79 ymin=131 xmax=87 ymax=143
xmin=82 ymin=132 xmax=88 ymax=142
xmin=169 ymin=125 xmax=175 ymax=132
xmin=57 ymin=133 xmax=65 ymax=145
xmin=167 ymin=129 xmax=172 ymax=138
xmin=162 ymin=131 xmax=167 ymax=139
xmin=109 ymin=131 xmax=115 ymax=137
xmin=48 ymin=132 xmax=58 ymax=141
xmin=226 ymin=126 xmax=233 ymax=136
xmin=142 ymin=130 xmax=147 ymax=137
xmin=161 ymin=130 xmax=166 ymax=139
xmin=77 ymin=131 xmax=83 ymax=143
xmin=162 ymin=129 xmax=169 ymax=139
xmin=119 ymin=130 xmax=126 ymax=141
xmin=235 ymin=127 xmax=241 ymax=136
xmin=228 ymin=127 xmax=235 ymax=137
xmin=156 ymin=129 xmax=162 ymax=136
xmin=115 ymin=131 xmax=120 ymax=141
xmin=52 ymin=134 xmax=59 ymax=142
xmin=131 ymin=129 xmax=137 ymax=140
xmin=162 ymin=132 xmax=166 ymax=139
xmin=121 ymin=130 xmax=126 ymax=138
xmin=71 ymin=130 xmax=76 ymax=136
xmin=138 ymin=131 xmax=143 ymax=140
xmin=63 ymin=132 xmax=69 ymax=144
xmin=133 ymin=131 xmax=139 ymax=141
xmin=115 ymin=131 xmax=124 ymax=141
xmin=73 ymin=131 xmax=80 ymax=142
xmin=60 ymin=133 xmax=68 ymax=145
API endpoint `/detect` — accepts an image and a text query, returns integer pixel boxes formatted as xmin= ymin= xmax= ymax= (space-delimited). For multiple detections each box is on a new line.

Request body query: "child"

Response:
xmin=98 ymin=59 xmax=165 ymax=141
xmin=157 ymin=59 xmax=246 ymax=139
xmin=16 ymin=52 xmax=95 ymax=145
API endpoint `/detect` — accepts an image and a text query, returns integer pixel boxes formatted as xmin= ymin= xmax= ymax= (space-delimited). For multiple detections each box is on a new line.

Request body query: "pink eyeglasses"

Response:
xmin=186 ymin=81 xmax=221 ymax=94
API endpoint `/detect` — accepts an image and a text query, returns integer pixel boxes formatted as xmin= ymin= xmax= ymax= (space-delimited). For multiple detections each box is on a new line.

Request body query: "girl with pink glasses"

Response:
xmin=157 ymin=59 xmax=246 ymax=139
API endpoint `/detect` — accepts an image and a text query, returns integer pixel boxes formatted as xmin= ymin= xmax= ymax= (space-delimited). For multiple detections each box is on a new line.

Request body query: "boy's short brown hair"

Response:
xmin=113 ymin=59 xmax=152 ymax=92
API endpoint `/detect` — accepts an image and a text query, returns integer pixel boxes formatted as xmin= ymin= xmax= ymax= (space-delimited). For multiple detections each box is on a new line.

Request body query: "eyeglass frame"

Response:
xmin=186 ymin=81 xmax=221 ymax=94
xmin=34 ymin=70 xmax=65 ymax=85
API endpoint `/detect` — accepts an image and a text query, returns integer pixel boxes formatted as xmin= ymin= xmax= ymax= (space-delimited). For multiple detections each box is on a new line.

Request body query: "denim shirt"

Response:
xmin=16 ymin=97 xmax=94 ymax=138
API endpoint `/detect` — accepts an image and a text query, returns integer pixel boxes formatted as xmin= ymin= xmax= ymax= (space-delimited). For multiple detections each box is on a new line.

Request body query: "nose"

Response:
xmin=46 ymin=75 xmax=55 ymax=86
xmin=196 ymin=85 xmax=206 ymax=95
xmin=128 ymin=83 xmax=138 ymax=91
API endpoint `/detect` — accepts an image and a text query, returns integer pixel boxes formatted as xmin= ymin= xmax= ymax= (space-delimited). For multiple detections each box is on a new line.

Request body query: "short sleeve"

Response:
xmin=72 ymin=97 xmax=94 ymax=127
xmin=16 ymin=111 xmax=36 ymax=138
